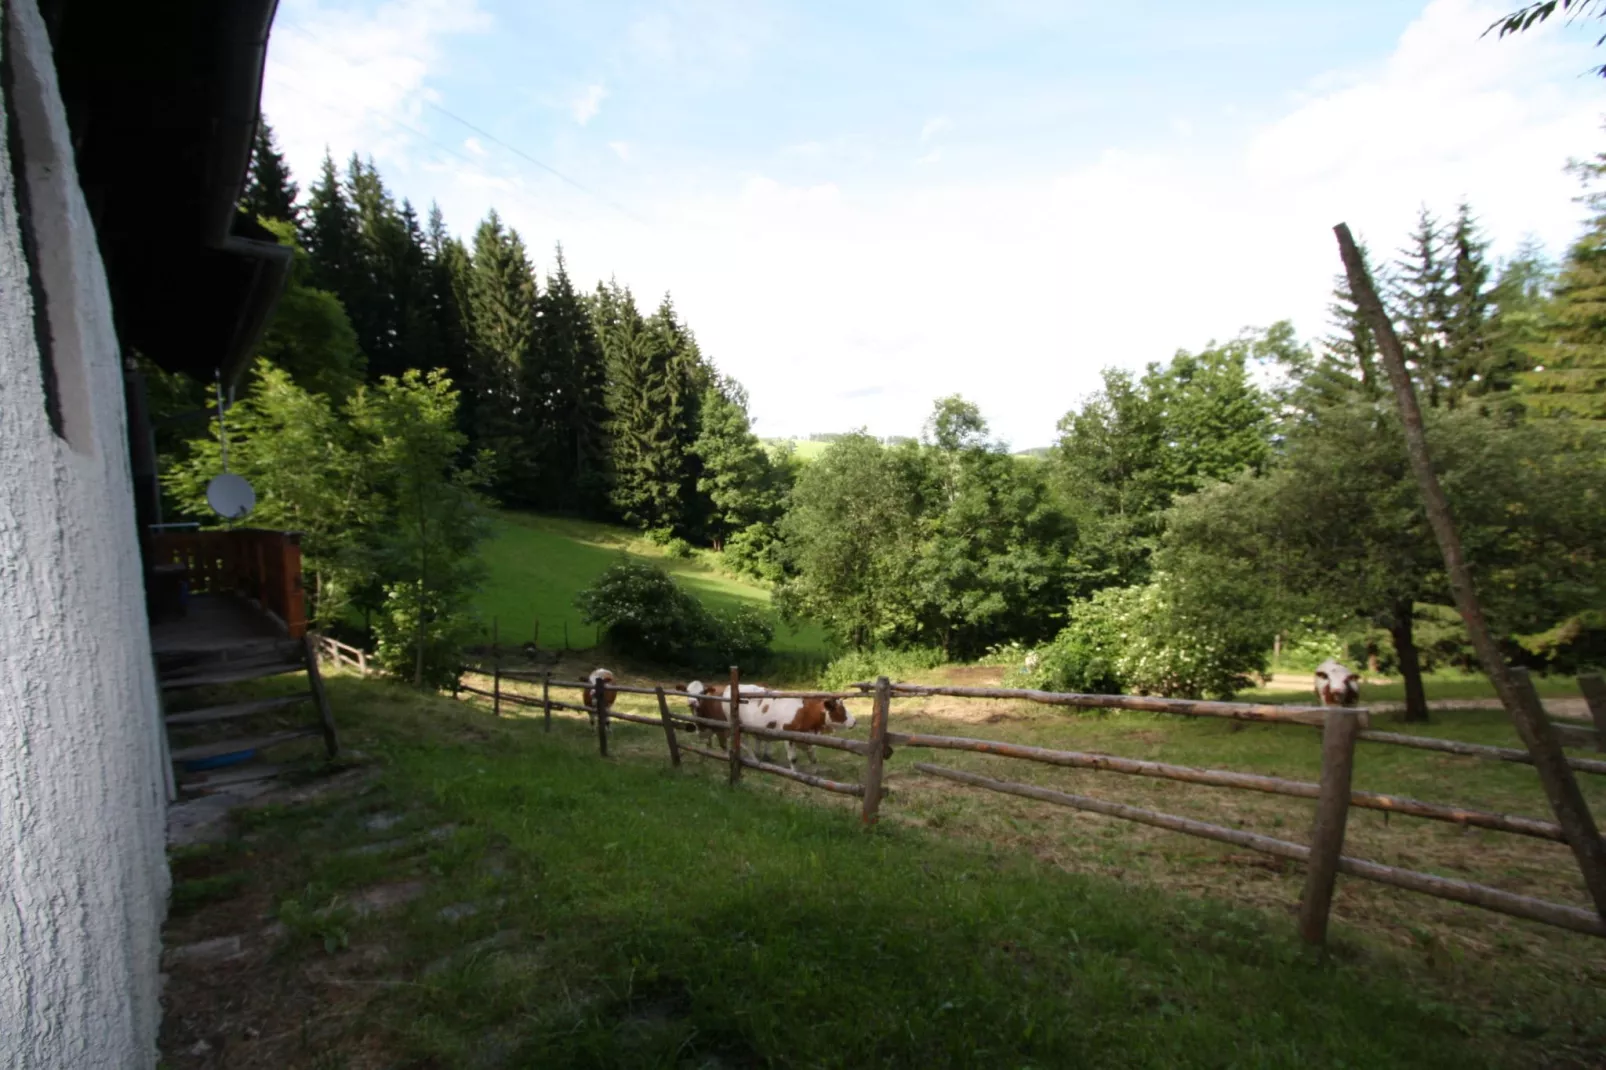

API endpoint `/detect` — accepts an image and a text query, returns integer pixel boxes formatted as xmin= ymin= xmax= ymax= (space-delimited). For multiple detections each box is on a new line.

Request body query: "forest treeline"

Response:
xmin=160 ymin=117 xmax=1606 ymax=709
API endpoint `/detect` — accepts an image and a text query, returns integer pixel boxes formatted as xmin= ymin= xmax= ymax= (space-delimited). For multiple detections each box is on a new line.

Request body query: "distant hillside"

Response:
xmin=1012 ymin=447 xmax=1052 ymax=461
xmin=473 ymin=511 xmax=829 ymax=657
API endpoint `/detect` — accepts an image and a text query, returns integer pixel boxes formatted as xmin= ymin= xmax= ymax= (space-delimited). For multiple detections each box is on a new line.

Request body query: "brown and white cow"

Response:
xmin=1314 ymin=659 xmax=1361 ymax=707
xmin=583 ymin=668 xmax=617 ymax=727
xmin=740 ymin=695 xmax=856 ymax=771
xmin=679 ymin=681 xmax=769 ymax=751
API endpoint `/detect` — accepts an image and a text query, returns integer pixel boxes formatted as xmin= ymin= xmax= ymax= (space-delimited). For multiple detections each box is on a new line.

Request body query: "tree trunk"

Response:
xmin=1388 ymin=600 xmax=1428 ymax=723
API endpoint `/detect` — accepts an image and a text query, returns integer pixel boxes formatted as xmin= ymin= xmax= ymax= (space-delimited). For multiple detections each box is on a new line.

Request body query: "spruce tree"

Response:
xmin=1393 ymin=208 xmax=1453 ymax=408
xmin=1443 ymin=203 xmax=1495 ymax=405
xmin=1315 ymin=239 xmax=1384 ymax=404
xmin=1521 ymin=154 xmax=1606 ymax=422
xmin=466 ymin=211 xmax=539 ymax=502
xmin=302 ymin=152 xmax=366 ymax=343
xmin=529 ymin=247 xmax=610 ymax=514
xmin=1486 ymin=241 xmax=1551 ymax=397
xmin=241 ymin=115 xmax=298 ymax=224
xmin=425 ymin=203 xmax=474 ymax=417
xmin=345 ymin=156 xmax=405 ymax=380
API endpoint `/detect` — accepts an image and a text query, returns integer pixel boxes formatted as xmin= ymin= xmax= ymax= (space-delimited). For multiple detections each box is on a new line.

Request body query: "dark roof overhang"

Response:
xmin=41 ymin=0 xmax=287 ymax=389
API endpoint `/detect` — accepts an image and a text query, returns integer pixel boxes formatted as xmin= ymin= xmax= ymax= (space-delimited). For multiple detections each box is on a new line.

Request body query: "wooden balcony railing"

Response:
xmin=148 ymin=528 xmax=307 ymax=637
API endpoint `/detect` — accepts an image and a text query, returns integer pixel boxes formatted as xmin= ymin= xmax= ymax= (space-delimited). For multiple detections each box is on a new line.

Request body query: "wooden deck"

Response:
xmin=151 ymin=593 xmax=288 ymax=657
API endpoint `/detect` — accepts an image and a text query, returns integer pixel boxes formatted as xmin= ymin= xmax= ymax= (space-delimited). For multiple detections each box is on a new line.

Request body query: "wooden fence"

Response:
xmin=149 ymin=528 xmax=307 ymax=638
xmin=451 ymin=656 xmax=1606 ymax=946
xmin=314 ymin=634 xmax=370 ymax=676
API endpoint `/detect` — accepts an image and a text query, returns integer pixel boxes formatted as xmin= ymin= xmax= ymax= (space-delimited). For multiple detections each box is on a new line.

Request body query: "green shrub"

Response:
xmin=1020 ymin=575 xmax=1270 ymax=700
xmin=818 ymin=646 xmax=946 ymax=690
xmin=661 ymin=536 xmax=694 ymax=559
xmin=575 ymin=560 xmax=772 ymax=668
xmin=723 ymin=522 xmax=784 ymax=583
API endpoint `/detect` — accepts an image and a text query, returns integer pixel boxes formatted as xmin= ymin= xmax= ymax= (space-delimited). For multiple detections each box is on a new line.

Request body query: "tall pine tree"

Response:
xmin=302 ymin=152 xmax=367 ymax=347
xmin=466 ymin=211 xmax=539 ymax=502
xmin=241 ymin=115 xmax=298 ymax=224
xmin=1443 ymin=203 xmax=1495 ymax=406
xmin=1393 ymin=207 xmax=1454 ymax=408
xmin=528 ymin=246 xmax=610 ymax=514
xmin=1521 ymin=153 xmax=1606 ymax=422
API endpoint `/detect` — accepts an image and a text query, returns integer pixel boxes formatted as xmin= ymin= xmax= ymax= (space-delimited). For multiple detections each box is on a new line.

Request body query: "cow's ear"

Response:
xmin=1314 ymin=671 xmax=1328 ymax=681
xmin=674 ymin=683 xmax=687 ymax=692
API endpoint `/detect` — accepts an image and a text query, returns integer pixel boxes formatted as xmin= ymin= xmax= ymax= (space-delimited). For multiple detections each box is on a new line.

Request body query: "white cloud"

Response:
xmin=609 ymin=141 xmax=632 ymax=162
xmin=920 ymin=116 xmax=952 ymax=142
xmin=571 ymin=84 xmax=608 ymax=126
xmin=463 ymin=136 xmax=486 ymax=157
xmin=262 ymin=0 xmax=491 ymax=178
xmin=916 ymin=149 xmax=943 ymax=165
xmin=269 ymin=0 xmax=1606 ymax=449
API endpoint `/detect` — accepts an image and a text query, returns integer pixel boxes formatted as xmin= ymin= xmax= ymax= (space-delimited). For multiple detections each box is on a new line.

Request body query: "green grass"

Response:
xmin=472 ymin=511 xmax=830 ymax=659
xmin=161 ymin=676 xmax=1606 ymax=1068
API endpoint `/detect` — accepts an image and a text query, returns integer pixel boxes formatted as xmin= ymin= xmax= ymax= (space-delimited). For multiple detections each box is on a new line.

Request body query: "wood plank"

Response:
xmin=180 ymin=765 xmax=289 ymax=792
xmin=1358 ymin=730 xmax=1606 ymax=776
xmin=854 ymin=681 xmax=1357 ymax=728
xmin=170 ymin=729 xmax=321 ymax=763
xmin=161 ymin=661 xmax=307 ymax=690
xmin=165 ymin=695 xmax=309 ymax=726
xmin=884 ymin=730 xmax=1568 ymax=841
xmin=917 ymin=761 xmax=1606 ymax=938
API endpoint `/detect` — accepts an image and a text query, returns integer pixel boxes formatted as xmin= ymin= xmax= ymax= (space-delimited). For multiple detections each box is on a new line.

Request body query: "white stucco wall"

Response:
xmin=0 ymin=0 xmax=171 ymax=1066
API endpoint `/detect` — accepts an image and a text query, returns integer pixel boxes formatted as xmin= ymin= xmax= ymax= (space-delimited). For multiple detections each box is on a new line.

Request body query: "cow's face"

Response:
xmin=825 ymin=699 xmax=856 ymax=729
xmin=684 ymin=680 xmax=706 ymax=713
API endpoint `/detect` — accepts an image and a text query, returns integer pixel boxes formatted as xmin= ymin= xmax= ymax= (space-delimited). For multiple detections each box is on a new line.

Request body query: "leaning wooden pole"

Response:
xmin=1335 ymin=222 xmax=1606 ymax=918
xmin=727 ymin=666 xmax=744 ymax=786
xmin=656 ymin=687 xmax=682 ymax=768
xmin=594 ymin=675 xmax=610 ymax=758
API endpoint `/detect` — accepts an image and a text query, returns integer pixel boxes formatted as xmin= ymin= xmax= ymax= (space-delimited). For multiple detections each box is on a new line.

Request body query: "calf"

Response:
xmin=583 ymin=668 xmax=617 ymax=727
xmin=741 ymin=695 xmax=857 ymax=771
xmin=1314 ymin=659 xmax=1361 ymax=707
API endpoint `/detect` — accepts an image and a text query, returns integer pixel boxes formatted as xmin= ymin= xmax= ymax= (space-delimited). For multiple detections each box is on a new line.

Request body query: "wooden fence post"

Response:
xmin=1299 ymin=706 xmax=1360 ymax=945
xmin=727 ymin=666 xmax=744 ymax=786
xmin=563 ymin=620 xmax=570 ymax=651
xmin=1580 ymin=674 xmax=1606 ymax=754
xmin=302 ymin=633 xmax=340 ymax=758
xmin=861 ymin=676 xmax=892 ymax=827
xmin=656 ymin=686 xmax=682 ymax=768
xmin=595 ymin=676 xmax=610 ymax=757
xmin=542 ymin=672 xmax=552 ymax=733
xmin=1335 ymin=223 xmax=1606 ymax=921
xmin=491 ymin=618 xmax=501 ymax=718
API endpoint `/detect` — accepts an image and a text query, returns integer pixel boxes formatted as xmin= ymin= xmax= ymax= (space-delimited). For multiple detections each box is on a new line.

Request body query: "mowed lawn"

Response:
xmin=472 ymin=511 xmax=830 ymax=658
xmin=157 ymin=673 xmax=1604 ymax=1069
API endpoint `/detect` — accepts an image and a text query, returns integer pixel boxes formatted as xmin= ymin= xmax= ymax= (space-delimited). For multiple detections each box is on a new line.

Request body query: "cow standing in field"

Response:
xmin=1314 ymin=659 xmax=1361 ymax=707
xmin=740 ymin=694 xmax=857 ymax=771
xmin=679 ymin=681 xmax=769 ymax=751
xmin=584 ymin=668 xmax=617 ymax=728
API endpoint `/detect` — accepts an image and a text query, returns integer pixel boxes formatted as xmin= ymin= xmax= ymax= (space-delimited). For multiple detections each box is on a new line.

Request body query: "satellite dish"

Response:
xmin=206 ymin=473 xmax=256 ymax=520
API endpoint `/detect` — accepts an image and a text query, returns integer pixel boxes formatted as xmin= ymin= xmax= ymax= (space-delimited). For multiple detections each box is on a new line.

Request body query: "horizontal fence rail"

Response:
xmin=1359 ymin=730 xmax=1606 ymax=777
xmin=915 ymin=762 xmax=1606 ymax=939
xmin=850 ymin=681 xmax=1363 ymax=729
xmin=451 ymin=659 xmax=1606 ymax=944
xmin=886 ymin=731 xmax=1570 ymax=843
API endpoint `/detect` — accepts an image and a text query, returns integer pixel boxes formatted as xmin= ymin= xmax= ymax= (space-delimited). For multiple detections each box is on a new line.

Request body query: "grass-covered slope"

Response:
xmin=472 ymin=511 xmax=829 ymax=657
xmin=159 ymin=674 xmax=1585 ymax=1069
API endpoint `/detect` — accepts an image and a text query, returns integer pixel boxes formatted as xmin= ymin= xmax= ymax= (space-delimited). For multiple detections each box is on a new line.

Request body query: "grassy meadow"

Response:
xmin=160 ymin=666 xmax=1606 ymax=1068
xmin=471 ymin=511 xmax=830 ymax=660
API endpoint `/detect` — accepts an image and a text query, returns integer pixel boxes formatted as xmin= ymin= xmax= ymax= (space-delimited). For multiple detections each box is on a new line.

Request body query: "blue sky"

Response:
xmin=264 ymin=0 xmax=1606 ymax=448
